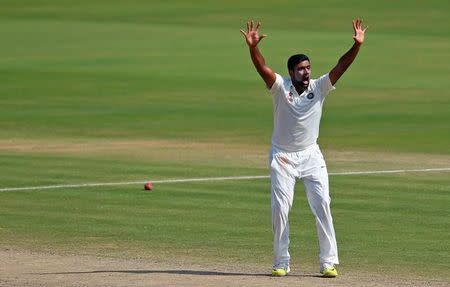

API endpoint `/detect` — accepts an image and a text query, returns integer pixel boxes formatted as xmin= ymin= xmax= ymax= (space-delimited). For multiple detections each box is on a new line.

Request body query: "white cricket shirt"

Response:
xmin=269 ymin=73 xmax=335 ymax=152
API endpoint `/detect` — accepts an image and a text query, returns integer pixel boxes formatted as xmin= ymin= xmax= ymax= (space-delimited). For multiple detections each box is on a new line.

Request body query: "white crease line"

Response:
xmin=329 ymin=167 xmax=450 ymax=175
xmin=1 ymin=167 xmax=450 ymax=192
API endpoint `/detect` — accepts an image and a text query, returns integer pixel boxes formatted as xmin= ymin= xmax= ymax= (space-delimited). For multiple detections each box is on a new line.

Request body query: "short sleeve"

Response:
xmin=316 ymin=73 xmax=336 ymax=95
xmin=269 ymin=73 xmax=284 ymax=97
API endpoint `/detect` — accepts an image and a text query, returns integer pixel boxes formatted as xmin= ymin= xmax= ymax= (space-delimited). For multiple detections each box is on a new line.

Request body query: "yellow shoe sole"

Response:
xmin=321 ymin=267 xmax=338 ymax=278
xmin=272 ymin=267 xmax=290 ymax=276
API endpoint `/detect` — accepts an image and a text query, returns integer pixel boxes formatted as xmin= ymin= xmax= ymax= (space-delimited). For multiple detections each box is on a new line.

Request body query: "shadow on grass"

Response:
xmin=35 ymin=269 xmax=322 ymax=278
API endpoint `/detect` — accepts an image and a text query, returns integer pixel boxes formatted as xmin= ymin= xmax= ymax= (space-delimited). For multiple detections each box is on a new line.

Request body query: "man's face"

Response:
xmin=289 ymin=60 xmax=311 ymax=89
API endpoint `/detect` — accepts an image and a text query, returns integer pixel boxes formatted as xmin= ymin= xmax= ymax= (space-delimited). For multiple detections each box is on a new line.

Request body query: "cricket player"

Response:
xmin=240 ymin=19 xmax=367 ymax=277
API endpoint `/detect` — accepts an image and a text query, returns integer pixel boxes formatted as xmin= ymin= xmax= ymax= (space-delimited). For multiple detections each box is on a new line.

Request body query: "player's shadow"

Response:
xmin=36 ymin=269 xmax=321 ymax=278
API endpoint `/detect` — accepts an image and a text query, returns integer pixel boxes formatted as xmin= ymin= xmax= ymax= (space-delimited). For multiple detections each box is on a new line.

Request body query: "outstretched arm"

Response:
xmin=240 ymin=21 xmax=276 ymax=88
xmin=329 ymin=19 xmax=368 ymax=85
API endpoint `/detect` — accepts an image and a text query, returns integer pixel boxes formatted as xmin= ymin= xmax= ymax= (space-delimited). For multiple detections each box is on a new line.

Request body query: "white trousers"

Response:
xmin=269 ymin=144 xmax=339 ymax=268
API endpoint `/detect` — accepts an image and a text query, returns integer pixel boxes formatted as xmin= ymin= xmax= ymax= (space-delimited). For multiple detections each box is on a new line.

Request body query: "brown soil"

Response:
xmin=2 ymin=139 xmax=450 ymax=170
xmin=1 ymin=248 xmax=448 ymax=287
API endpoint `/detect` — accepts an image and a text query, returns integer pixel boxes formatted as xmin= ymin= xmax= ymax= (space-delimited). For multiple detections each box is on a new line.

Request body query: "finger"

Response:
xmin=363 ymin=26 xmax=369 ymax=33
xmin=361 ymin=19 xmax=368 ymax=32
xmin=255 ymin=21 xmax=261 ymax=31
xmin=257 ymin=34 xmax=267 ymax=44
xmin=352 ymin=19 xmax=357 ymax=30
xmin=240 ymin=29 xmax=246 ymax=37
xmin=247 ymin=21 xmax=250 ymax=32
xmin=250 ymin=20 xmax=254 ymax=31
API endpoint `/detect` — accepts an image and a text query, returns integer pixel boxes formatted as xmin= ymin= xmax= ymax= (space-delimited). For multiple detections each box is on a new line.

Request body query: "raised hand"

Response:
xmin=240 ymin=20 xmax=267 ymax=48
xmin=352 ymin=19 xmax=368 ymax=45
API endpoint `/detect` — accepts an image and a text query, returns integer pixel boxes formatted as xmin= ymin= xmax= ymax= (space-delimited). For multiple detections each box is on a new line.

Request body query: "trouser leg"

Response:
xmin=303 ymin=166 xmax=339 ymax=267
xmin=270 ymin=154 xmax=296 ymax=266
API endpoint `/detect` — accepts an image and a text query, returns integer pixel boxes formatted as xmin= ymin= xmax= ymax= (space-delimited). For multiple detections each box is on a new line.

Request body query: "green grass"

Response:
xmin=0 ymin=0 xmax=449 ymax=282
xmin=331 ymin=174 xmax=449 ymax=273
xmin=1 ymin=1 xmax=449 ymax=150
xmin=1 ymin=173 xmax=448 ymax=278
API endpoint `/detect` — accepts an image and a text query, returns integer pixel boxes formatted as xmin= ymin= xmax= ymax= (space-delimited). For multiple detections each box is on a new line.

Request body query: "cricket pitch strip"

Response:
xmin=1 ymin=248 xmax=448 ymax=287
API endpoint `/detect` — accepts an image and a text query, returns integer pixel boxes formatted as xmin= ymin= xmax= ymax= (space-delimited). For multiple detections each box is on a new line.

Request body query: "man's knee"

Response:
xmin=307 ymin=192 xmax=332 ymax=216
xmin=271 ymin=197 xmax=291 ymax=215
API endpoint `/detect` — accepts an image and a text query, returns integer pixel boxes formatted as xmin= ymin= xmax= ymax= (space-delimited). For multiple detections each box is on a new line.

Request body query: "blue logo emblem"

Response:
xmin=307 ymin=93 xmax=314 ymax=99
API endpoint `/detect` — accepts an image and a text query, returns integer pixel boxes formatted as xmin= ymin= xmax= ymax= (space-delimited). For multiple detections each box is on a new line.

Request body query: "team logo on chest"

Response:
xmin=287 ymin=91 xmax=294 ymax=102
xmin=307 ymin=92 xmax=315 ymax=99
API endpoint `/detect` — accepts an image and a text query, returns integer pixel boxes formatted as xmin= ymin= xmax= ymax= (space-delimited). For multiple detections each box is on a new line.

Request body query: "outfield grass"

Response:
xmin=0 ymin=0 xmax=449 ymax=281
xmin=1 ymin=172 xmax=449 ymax=278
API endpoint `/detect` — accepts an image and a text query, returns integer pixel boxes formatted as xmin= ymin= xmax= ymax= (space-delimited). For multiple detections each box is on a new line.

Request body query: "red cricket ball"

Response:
xmin=144 ymin=182 xmax=153 ymax=191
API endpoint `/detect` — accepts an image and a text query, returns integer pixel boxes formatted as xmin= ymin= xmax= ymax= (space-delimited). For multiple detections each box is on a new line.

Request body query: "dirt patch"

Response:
xmin=0 ymin=139 xmax=268 ymax=166
xmin=0 ymin=248 xmax=448 ymax=287
xmin=1 ymin=139 xmax=449 ymax=169
xmin=0 ymin=139 xmax=258 ymax=155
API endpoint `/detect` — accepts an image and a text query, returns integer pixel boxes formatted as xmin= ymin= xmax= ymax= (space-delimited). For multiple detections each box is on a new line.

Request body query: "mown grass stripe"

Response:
xmin=1 ymin=167 xmax=449 ymax=192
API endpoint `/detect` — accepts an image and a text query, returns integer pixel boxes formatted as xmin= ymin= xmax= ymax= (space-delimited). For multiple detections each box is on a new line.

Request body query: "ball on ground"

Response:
xmin=144 ymin=182 xmax=153 ymax=191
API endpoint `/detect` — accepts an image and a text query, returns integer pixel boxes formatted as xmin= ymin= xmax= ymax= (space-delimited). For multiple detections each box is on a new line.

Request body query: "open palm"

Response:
xmin=240 ymin=21 xmax=266 ymax=47
xmin=352 ymin=19 xmax=368 ymax=45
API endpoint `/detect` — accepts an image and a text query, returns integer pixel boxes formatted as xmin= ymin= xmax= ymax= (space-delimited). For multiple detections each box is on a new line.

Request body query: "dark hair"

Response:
xmin=287 ymin=54 xmax=310 ymax=71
